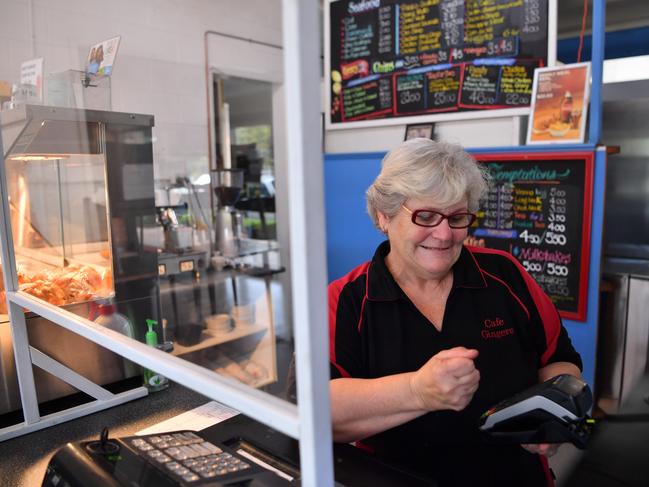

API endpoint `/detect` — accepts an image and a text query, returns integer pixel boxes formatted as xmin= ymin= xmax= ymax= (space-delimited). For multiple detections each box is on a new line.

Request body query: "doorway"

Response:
xmin=213 ymin=75 xmax=276 ymax=240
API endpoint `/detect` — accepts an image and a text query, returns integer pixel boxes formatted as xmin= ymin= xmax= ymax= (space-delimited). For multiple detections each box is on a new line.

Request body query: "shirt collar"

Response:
xmin=366 ymin=241 xmax=487 ymax=301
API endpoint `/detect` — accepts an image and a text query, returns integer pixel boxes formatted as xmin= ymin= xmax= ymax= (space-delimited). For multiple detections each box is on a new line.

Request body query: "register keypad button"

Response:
xmin=153 ymin=454 xmax=171 ymax=464
xmin=167 ymin=448 xmax=189 ymax=461
xmin=182 ymin=473 xmax=200 ymax=482
xmin=179 ymin=445 xmax=199 ymax=458
xmin=189 ymin=443 xmax=211 ymax=456
xmin=200 ymin=441 xmax=223 ymax=454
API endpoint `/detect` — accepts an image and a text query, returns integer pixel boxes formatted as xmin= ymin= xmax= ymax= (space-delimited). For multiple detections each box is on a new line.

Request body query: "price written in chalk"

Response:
xmin=329 ymin=0 xmax=548 ymax=123
xmin=468 ymin=154 xmax=592 ymax=319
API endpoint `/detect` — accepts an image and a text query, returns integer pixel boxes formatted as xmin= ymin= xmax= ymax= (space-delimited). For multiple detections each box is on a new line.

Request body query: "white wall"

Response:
xmin=0 ymin=0 xmax=283 ymax=183
xmin=325 ymin=116 xmax=525 ymax=153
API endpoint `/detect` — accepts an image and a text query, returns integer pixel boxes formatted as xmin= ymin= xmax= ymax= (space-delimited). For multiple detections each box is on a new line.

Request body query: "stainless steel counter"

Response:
xmin=597 ymin=259 xmax=649 ymax=414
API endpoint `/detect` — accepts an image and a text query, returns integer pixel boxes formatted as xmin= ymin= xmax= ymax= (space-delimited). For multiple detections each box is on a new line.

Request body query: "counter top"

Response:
xmin=0 ymin=382 xmax=210 ymax=487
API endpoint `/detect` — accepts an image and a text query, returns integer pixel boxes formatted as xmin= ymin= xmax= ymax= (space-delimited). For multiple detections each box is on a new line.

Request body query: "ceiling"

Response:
xmin=558 ymin=0 xmax=649 ymax=37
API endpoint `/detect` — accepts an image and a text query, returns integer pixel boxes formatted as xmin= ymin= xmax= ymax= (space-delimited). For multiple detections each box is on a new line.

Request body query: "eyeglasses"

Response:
xmin=401 ymin=204 xmax=477 ymax=229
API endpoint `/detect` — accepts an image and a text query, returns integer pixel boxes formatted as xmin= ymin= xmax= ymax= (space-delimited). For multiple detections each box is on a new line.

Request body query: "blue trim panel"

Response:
xmin=558 ymin=26 xmax=649 ymax=64
xmin=588 ymin=0 xmax=605 ymax=146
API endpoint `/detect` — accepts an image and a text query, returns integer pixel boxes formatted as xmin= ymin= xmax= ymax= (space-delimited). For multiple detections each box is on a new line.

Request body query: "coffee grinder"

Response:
xmin=213 ymin=168 xmax=244 ymax=258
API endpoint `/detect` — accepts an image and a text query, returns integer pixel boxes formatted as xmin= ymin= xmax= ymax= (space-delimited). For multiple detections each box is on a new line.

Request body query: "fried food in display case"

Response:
xmin=0 ymin=263 xmax=113 ymax=314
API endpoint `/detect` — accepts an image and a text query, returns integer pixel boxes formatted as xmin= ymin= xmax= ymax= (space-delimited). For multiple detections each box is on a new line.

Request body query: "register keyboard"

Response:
xmin=42 ymin=429 xmax=291 ymax=487
xmin=129 ymin=431 xmax=253 ymax=482
xmin=43 ymin=415 xmax=435 ymax=486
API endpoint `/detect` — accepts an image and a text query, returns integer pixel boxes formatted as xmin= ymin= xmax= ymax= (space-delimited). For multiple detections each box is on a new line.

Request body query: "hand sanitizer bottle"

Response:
xmin=143 ymin=319 xmax=169 ymax=392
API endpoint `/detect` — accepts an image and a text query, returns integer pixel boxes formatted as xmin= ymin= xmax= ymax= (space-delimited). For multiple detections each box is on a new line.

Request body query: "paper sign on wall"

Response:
xmin=20 ymin=57 xmax=44 ymax=101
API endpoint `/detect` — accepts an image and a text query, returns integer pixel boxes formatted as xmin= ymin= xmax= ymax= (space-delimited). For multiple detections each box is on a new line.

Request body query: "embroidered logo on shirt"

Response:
xmin=481 ymin=317 xmax=515 ymax=340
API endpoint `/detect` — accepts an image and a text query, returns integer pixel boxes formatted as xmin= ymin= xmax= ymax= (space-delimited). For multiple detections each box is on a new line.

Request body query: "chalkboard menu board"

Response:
xmin=328 ymin=0 xmax=549 ymax=125
xmin=469 ymin=151 xmax=594 ymax=321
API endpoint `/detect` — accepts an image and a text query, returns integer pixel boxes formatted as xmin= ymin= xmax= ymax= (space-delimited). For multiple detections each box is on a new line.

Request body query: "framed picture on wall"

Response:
xmin=527 ymin=62 xmax=591 ymax=145
xmin=404 ymin=123 xmax=435 ymax=141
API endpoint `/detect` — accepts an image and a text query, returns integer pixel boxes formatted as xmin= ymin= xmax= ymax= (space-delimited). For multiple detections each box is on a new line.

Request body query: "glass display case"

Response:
xmin=0 ymin=105 xmax=159 ymax=415
xmin=1 ymin=127 xmax=113 ymax=313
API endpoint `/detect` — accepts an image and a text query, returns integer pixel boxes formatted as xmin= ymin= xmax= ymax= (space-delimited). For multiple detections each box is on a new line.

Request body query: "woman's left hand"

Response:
xmin=521 ymin=443 xmax=560 ymax=457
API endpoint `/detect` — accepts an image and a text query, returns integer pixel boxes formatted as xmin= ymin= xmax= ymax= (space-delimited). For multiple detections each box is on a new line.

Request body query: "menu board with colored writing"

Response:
xmin=469 ymin=152 xmax=594 ymax=321
xmin=328 ymin=0 xmax=548 ymax=125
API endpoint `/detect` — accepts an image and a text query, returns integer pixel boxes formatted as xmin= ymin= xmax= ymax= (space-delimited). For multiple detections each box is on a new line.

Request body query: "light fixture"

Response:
xmin=8 ymin=154 xmax=71 ymax=161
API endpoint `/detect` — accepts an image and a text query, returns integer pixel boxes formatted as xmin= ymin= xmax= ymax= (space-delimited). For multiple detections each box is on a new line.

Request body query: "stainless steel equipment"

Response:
xmin=596 ymin=263 xmax=649 ymax=414
xmin=594 ymin=85 xmax=649 ymax=413
xmin=213 ymin=168 xmax=244 ymax=258
xmin=0 ymin=105 xmax=159 ymax=417
xmin=600 ymin=94 xmax=649 ymax=260
xmin=158 ymin=207 xmax=194 ymax=252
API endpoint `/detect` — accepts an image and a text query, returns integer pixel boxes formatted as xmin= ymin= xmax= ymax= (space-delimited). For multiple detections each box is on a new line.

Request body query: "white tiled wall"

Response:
xmin=0 ymin=0 xmax=283 ymax=183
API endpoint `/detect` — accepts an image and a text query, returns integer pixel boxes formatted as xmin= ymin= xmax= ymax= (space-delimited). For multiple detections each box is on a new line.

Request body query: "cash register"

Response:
xmin=41 ymin=414 xmax=434 ymax=486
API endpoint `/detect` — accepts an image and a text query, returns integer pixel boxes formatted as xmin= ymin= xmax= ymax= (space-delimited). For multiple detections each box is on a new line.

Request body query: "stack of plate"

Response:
xmin=231 ymin=304 xmax=255 ymax=326
xmin=204 ymin=314 xmax=234 ymax=334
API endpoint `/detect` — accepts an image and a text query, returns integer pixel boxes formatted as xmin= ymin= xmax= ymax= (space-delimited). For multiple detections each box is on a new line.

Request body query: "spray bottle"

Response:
xmin=94 ymin=301 xmax=138 ymax=377
xmin=143 ymin=319 xmax=169 ymax=392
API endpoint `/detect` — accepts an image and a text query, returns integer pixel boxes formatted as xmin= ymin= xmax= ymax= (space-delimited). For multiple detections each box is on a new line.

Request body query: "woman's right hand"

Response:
xmin=410 ymin=347 xmax=480 ymax=412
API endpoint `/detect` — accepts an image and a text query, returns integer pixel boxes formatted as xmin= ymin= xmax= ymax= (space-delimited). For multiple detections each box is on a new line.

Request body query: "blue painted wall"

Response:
xmin=558 ymin=26 xmax=649 ymax=64
xmin=324 ymin=150 xmax=606 ymax=389
xmin=324 ymin=153 xmax=386 ymax=281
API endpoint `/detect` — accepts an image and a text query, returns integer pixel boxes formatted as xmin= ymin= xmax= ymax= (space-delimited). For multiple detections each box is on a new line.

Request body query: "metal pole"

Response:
xmin=282 ymin=0 xmax=334 ymax=486
xmin=588 ymin=0 xmax=605 ymax=145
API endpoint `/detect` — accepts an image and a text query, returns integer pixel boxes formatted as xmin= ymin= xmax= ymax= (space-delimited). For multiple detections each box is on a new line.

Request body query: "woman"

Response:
xmin=329 ymin=139 xmax=582 ymax=486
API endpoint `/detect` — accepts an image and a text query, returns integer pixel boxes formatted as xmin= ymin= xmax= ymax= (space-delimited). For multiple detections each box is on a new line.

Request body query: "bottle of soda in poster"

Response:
xmin=560 ymin=91 xmax=573 ymax=124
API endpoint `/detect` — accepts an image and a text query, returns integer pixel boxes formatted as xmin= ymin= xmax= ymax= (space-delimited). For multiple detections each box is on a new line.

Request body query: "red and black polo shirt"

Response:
xmin=328 ymin=241 xmax=582 ymax=487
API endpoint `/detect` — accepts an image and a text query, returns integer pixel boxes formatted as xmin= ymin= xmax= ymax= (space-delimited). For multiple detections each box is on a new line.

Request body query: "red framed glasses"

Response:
xmin=401 ymin=204 xmax=477 ymax=229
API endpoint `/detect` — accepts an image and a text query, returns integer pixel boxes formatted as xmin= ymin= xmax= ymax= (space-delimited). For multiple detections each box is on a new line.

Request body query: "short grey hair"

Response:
xmin=366 ymin=138 xmax=489 ymax=229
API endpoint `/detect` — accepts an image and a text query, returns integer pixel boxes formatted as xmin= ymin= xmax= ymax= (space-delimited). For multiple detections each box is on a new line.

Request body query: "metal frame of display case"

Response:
xmin=0 ymin=1 xmax=606 ymax=485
